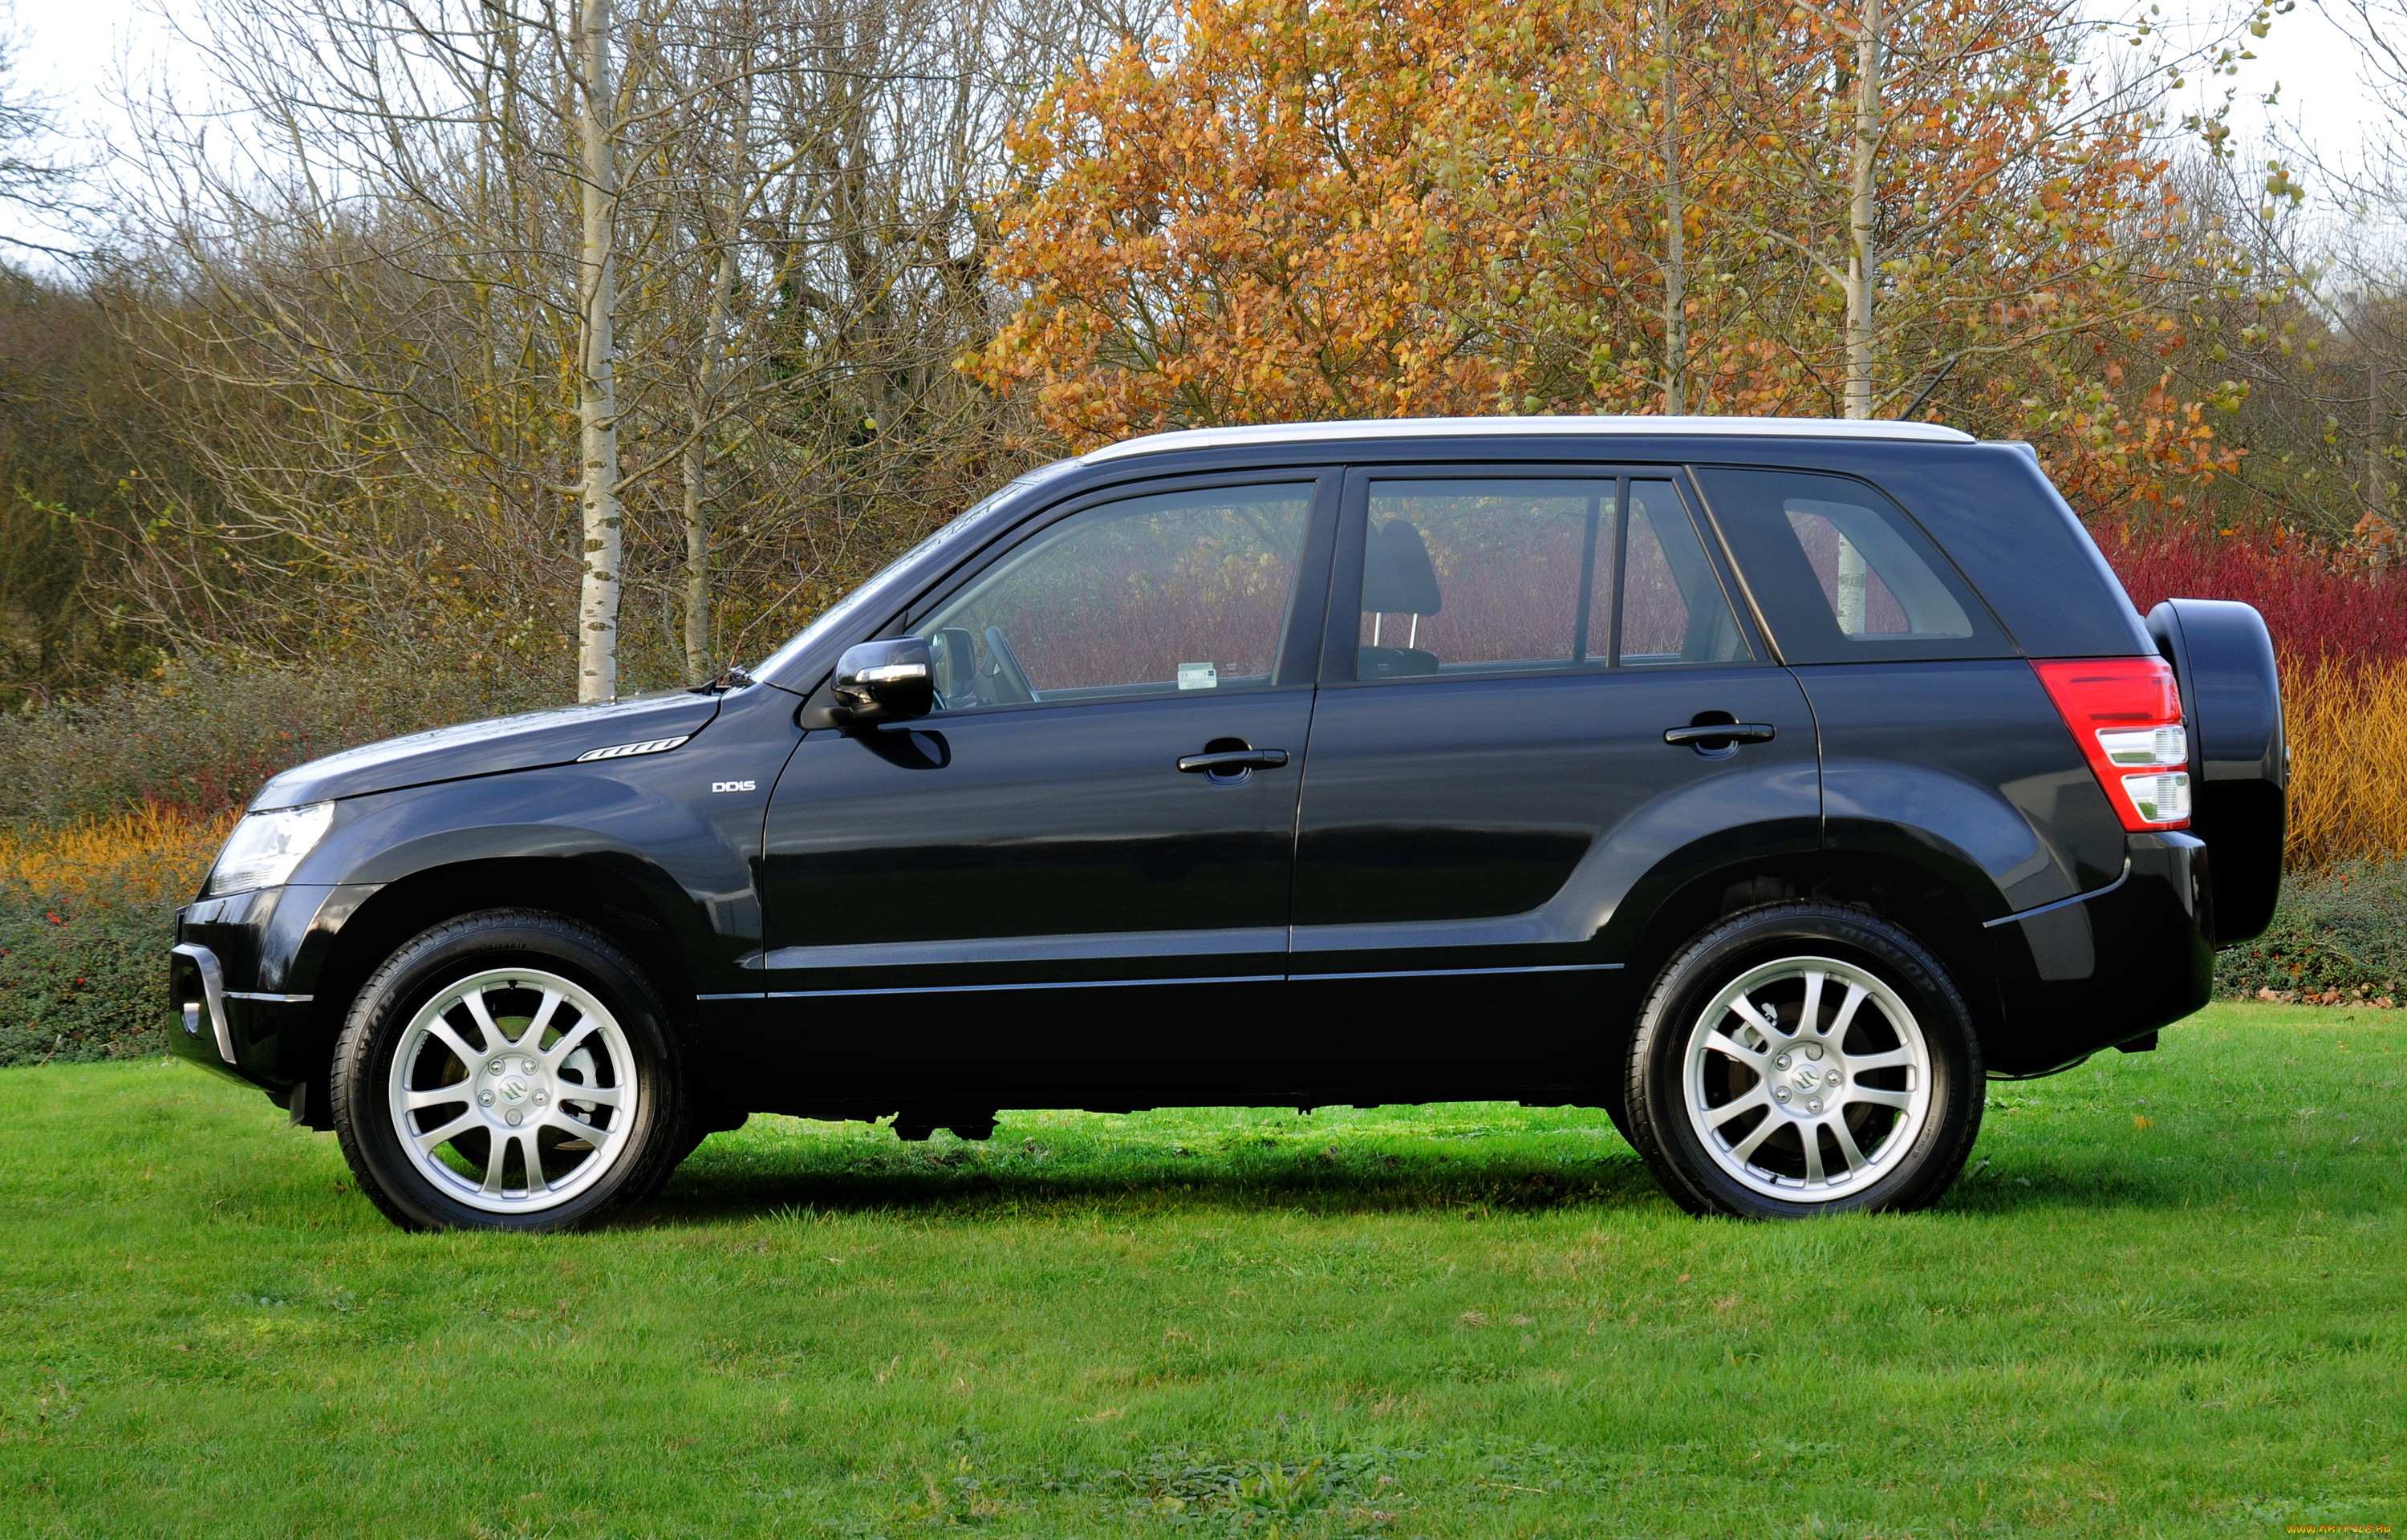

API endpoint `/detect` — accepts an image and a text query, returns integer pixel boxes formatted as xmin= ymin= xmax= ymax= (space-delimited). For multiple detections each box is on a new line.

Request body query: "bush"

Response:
xmin=2283 ymin=657 xmax=2407 ymax=867
xmin=0 ymin=654 xmax=566 ymax=1067
xmin=0 ymin=616 xmax=2389 ymax=1070
xmin=2092 ymin=526 xmax=2407 ymax=868
xmin=2214 ymin=858 xmax=2407 ymax=1006
xmin=0 ymin=656 xmax=565 ymax=828
xmin=2 ymin=811 xmax=2395 ymax=1067
xmin=2098 ymin=525 xmax=2407 ymax=664
xmin=0 ymin=808 xmax=227 ymax=1066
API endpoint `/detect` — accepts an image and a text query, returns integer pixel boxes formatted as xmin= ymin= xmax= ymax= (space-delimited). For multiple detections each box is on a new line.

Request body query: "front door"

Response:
xmin=757 ymin=473 xmax=1336 ymax=1099
xmin=1289 ymin=468 xmax=1820 ymax=1095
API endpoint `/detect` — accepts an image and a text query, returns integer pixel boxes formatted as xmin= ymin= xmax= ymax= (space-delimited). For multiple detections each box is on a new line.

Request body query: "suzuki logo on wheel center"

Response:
xmin=499 ymin=1077 xmax=530 ymax=1104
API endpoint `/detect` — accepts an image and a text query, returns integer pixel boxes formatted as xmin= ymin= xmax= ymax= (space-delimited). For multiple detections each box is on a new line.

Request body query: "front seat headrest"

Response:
xmin=1362 ymin=520 xmax=1442 ymax=616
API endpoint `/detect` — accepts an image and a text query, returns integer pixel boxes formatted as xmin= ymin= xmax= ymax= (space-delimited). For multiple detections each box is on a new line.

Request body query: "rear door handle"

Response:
xmin=1662 ymin=723 xmax=1776 ymax=747
xmin=1177 ymin=748 xmax=1290 ymax=773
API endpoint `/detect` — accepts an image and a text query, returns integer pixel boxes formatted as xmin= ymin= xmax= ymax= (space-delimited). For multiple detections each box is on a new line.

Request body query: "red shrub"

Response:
xmin=2092 ymin=527 xmax=2407 ymax=665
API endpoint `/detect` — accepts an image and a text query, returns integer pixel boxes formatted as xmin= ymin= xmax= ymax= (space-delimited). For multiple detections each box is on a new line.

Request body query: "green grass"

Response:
xmin=1 ymin=1003 xmax=2400 ymax=1538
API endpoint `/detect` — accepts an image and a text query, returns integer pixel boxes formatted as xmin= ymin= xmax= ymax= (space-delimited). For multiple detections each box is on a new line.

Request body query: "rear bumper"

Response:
xmin=1981 ymin=831 xmax=2214 ymax=1076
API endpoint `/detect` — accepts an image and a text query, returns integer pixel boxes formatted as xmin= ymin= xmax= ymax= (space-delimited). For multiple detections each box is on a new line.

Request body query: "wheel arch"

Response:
xmin=288 ymin=856 xmax=700 ymax=1128
xmin=1613 ymin=849 xmax=2006 ymax=1056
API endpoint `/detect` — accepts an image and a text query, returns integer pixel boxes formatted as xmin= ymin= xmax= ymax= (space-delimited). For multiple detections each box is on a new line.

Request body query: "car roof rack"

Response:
xmin=1082 ymin=414 xmax=1978 ymax=464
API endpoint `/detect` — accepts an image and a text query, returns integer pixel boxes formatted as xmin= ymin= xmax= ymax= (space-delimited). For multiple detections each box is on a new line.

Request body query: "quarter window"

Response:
xmin=916 ymin=484 xmax=1313 ymax=710
xmin=1691 ymin=468 xmax=2007 ymax=664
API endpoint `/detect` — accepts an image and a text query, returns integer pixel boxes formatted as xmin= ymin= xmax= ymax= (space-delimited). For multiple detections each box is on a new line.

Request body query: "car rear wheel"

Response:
xmin=330 ymin=910 xmax=686 ymax=1231
xmin=1624 ymin=902 xmax=1983 ymax=1218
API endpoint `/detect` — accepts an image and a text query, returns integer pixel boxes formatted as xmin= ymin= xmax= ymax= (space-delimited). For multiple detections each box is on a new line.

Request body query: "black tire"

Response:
xmin=330 ymin=910 xmax=687 ymax=1232
xmin=1623 ymin=902 xmax=1983 ymax=1219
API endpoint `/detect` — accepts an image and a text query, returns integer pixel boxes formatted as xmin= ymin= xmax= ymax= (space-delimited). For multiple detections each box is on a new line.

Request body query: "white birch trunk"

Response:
xmin=1659 ymin=0 xmax=1687 ymax=416
xmin=1843 ymin=0 xmax=1882 ymax=421
xmin=574 ymin=0 xmax=623 ymax=702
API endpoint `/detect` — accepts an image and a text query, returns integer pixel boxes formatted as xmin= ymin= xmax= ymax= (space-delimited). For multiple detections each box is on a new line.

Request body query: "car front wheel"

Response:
xmin=330 ymin=910 xmax=686 ymax=1231
xmin=1623 ymin=902 xmax=1983 ymax=1218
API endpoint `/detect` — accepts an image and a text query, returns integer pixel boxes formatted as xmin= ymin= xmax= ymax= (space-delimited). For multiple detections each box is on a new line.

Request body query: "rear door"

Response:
xmin=1287 ymin=466 xmax=1820 ymax=1092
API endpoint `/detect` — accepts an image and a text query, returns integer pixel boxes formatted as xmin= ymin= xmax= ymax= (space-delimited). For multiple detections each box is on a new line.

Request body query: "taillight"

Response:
xmin=2032 ymin=657 xmax=2191 ymax=832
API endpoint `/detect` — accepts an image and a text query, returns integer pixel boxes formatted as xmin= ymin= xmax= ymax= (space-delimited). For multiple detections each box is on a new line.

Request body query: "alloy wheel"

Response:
xmin=1681 ymin=954 xmax=1933 ymax=1202
xmin=384 ymin=967 xmax=639 ymax=1214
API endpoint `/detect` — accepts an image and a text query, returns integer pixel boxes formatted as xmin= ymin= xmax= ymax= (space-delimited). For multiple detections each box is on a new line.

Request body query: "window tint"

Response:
xmin=1358 ymin=480 xmax=1609 ymax=679
xmin=1692 ymin=468 xmax=2011 ymax=665
xmin=1354 ymin=476 xmax=1749 ymax=680
xmin=919 ymin=484 xmax=1311 ymax=709
xmin=1619 ymin=480 xmax=1751 ymax=666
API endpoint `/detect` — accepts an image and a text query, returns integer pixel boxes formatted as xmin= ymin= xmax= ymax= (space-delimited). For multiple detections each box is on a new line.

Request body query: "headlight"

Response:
xmin=206 ymin=803 xmax=335 ymax=896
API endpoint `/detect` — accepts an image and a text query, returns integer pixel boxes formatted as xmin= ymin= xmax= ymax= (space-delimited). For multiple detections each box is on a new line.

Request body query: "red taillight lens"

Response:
xmin=2032 ymin=657 xmax=2192 ymax=832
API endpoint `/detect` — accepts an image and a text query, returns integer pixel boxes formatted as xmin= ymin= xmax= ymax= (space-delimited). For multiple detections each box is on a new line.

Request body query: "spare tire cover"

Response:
xmin=2147 ymin=598 xmax=2287 ymax=944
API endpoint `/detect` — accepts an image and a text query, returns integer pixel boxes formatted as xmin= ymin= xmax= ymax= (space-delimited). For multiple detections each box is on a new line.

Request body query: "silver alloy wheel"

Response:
xmin=1682 ymin=954 xmax=1932 ymax=1203
xmin=385 ymin=967 xmax=639 ymax=1215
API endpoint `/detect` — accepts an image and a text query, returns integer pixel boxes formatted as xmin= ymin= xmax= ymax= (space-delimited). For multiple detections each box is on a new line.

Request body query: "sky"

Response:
xmin=0 ymin=0 xmax=2393 ymax=270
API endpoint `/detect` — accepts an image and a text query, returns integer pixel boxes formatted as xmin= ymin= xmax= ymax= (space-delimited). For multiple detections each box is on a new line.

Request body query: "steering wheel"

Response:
xmin=980 ymin=624 xmax=1037 ymax=705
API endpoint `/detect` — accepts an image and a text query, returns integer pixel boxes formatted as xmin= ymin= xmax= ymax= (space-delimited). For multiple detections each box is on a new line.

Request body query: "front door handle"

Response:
xmin=1662 ymin=723 xmax=1776 ymax=748
xmin=1177 ymin=748 xmax=1291 ymax=774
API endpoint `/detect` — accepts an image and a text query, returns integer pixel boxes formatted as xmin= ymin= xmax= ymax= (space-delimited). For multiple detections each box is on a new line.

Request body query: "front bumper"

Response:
xmin=165 ymin=940 xmax=319 ymax=1088
xmin=1980 ymin=831 xmax=2214 ymax=1076
xmin=166 ymin=882 xmax=375 ymax=1091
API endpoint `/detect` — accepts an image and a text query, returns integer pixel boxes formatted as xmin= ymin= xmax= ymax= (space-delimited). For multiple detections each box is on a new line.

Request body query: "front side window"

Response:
xmin=917 ymin=484 xmax=1313 ymax=710
xmin=1692 ymin=468 xmax=2009 ymax=664
xmin=1354 ymin=476 xmax=1748 ymax=680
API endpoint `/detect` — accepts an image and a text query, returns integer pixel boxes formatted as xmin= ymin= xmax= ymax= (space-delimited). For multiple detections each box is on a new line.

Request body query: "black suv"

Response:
xmin=168 ymin=418 xmax=2286 ymax=1229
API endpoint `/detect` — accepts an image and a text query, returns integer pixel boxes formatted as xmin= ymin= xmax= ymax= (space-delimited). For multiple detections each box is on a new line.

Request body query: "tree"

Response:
xmin=105 ymin=0 xmax=1093 ymax=692
xmin=0 ymin=3 xmax=75 ymax=256
xmin=976 ymin=0 xmax=2265 ymax=515
xmin=574 ymin=0 xmax=629 ymax=699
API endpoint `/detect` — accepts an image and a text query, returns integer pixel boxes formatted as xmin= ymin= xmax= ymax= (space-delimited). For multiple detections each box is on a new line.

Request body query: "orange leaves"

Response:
xmin=979 ymin=0 xmax=2243 ymax=503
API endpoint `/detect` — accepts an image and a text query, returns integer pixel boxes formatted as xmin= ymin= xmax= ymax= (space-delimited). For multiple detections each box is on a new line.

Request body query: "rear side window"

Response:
xmin=1692 ymin=468 xmax=2013 ymax=664
xmin=1618 ymin=480 xmax=1751 ymax=667
xmin=1354 ymin=476 xmax=1750 ymax=679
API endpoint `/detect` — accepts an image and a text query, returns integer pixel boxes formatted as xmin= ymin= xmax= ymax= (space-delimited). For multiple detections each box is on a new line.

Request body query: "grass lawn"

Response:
xmin=1 ymin=1001 xmax=2399 ymax=1538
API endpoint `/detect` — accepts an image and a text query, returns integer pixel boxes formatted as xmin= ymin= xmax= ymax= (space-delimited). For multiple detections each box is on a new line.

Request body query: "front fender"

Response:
xmin=315 ymin=761 xmax=769 ymax=990
xmin=172 ymin=693 xmax=802 ymax=1095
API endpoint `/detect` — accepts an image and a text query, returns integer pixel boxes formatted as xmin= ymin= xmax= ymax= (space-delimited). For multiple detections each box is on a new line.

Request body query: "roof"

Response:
xmin=1079 ymin=414 xmax=1977 ymax=464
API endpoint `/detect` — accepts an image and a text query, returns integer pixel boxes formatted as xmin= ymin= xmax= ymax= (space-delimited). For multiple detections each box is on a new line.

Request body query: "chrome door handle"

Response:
xmin=1177 ymin=748 xmax=1290 ymax=773
xmin=1662 ymin=723 xmax=1776 ymax=747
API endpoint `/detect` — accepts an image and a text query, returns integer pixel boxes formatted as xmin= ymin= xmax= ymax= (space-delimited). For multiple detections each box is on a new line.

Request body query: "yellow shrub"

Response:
xmin=0 ymin=807 xmax=233 ymax=909
xmin=2283 ymin=656 xmax=2407 ymax=870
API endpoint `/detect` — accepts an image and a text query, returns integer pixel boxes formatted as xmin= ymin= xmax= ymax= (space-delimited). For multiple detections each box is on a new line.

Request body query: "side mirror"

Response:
xmin=830 ymin=637 xmax=935 ymax=725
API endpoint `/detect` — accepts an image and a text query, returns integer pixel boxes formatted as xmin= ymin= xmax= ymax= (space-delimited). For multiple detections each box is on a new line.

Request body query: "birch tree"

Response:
xmin=106 ymin=0 xmax=1099 ymax=687
xmin=574 ymin=0 xmax=628 ymax=699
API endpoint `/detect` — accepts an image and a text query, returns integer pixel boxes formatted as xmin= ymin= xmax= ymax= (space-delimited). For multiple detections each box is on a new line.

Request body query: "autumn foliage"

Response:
xmin=975 ymin=0 xmax=2246 ymax=512
xmin=2097 ymin=525 xmax=2407 ymax=865
xmin=2101 ymin=526 xmax=2407 ymax=663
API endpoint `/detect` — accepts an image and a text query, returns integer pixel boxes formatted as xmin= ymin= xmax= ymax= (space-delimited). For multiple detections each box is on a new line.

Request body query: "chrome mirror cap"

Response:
xmin=831 ymin=638 xmax=936 ymax=724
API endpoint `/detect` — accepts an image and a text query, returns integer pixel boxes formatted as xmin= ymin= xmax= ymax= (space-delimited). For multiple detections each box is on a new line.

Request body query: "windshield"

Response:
xmin=747 ymin=481 xmax=1032 ymax=684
